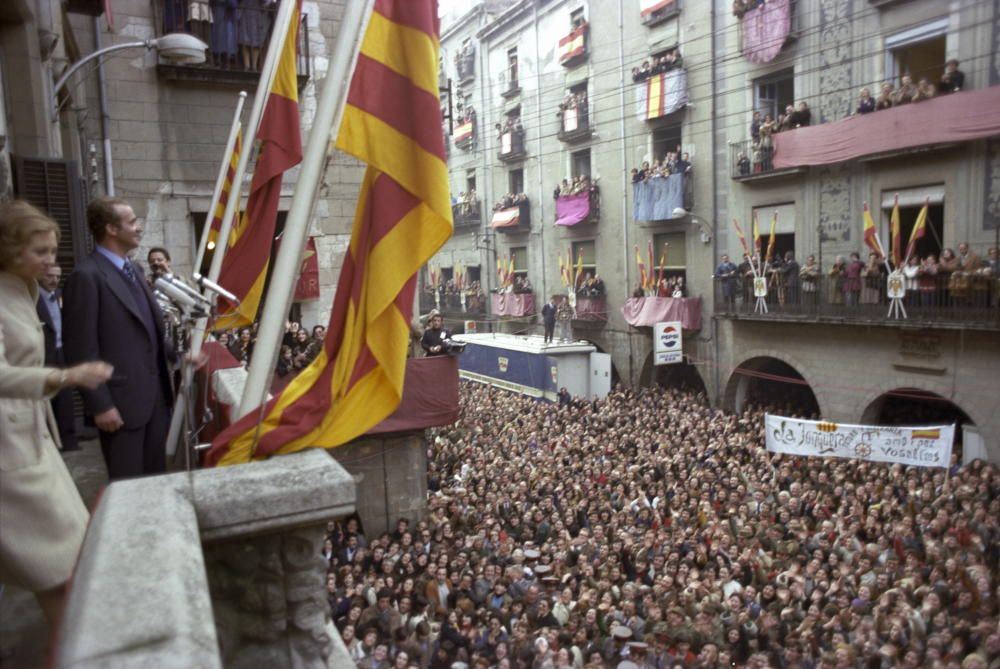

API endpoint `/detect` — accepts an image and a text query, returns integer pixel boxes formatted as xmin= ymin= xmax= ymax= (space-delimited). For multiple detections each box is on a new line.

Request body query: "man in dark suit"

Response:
xmin=63 ymin=196 xmax=174 ymax=479
xmin=36 ymin=263 xmax=78 ymax=450
xmin=541 ymin=295 xmax=557 ymax=343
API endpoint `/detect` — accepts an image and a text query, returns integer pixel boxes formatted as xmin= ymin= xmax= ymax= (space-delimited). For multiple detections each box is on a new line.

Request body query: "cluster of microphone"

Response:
xmin=152 ymin=272 xmax=240 ymax=317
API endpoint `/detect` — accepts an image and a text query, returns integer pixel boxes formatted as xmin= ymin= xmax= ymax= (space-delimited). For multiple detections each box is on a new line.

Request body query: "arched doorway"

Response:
xmin=654 ymin=359 xmax=709 ymax=398
xmin=725 ymin=356 xmax=820 ymax=417
xmin=862 ymin=388 xmax=974 ymax=455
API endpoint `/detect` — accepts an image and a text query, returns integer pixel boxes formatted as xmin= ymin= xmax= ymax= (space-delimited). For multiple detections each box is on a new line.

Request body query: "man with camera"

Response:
xmin=421 ymin=314 xmax=464 ymax=356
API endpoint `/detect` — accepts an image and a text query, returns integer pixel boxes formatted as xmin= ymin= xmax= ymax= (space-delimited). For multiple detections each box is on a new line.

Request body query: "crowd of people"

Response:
xmin=557 ymin=92 xmax=590 ymax=126
xmin=212 ymin=319 xmax=326 ymax=378
xmin=498 ymin=115 xmax=526 ymax=140
xmin=857 ymin=61 xmax=966 ymax=114
xmin=735 ymin=104 xmax=811 ymax=176
xmin=494 ymin=193 xmax=530 ymax=213
xmin=632 ymin=152 xmax=692 ymax=183
xmin=454 ymin=191 xmax=481 ymax=219
xmin=630 ymin=49 xmax=684 ymax=83
xmin=424 ymin=280 xmax=488 ymax=314
xmin=634 ymin=276 xmax=687 ymax=299
xmin=555 ymin=176 xmax=600 ymax=200
xmin=162 ymin=0 xmax=279 ymax=71
xmin=324 ymin=381 xmax=998 ymax=669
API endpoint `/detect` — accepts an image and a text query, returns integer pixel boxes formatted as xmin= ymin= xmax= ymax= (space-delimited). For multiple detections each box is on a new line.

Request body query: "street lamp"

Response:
xmin=672 ymin=207 xmax=713 ymax=244
xmin=50 ymin=33 xmax=208 ymax=118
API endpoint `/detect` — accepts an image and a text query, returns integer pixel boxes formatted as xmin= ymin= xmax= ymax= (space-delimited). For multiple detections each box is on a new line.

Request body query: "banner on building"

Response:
xmin=454 ymin=120 xmax=473 ymax=143
xmin=653 ymin=321 xmax=683 ymax=365
xmin=635 ymin=69 xmax=688 ymax=121
xmin=294 ymin=236 xmax=320 ymax=301
xmin=764 ymin=414 xmax=954 ymax=468
xmin=558 ymin=23 xmax=587 ymax=63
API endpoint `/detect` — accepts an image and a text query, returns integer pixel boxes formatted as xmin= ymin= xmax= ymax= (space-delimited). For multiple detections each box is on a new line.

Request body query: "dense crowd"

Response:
xmin=454 ymin=191 xmax=480 ymax=218
xmin=631 ymin=151 xmax=692 ymax=183
xmin=494 ymin=193 xmax=530 ymax=213
xmin=213 ymin=319 xmax=325 ymax=378
xmin=631 ymin=48 xmax=684 ymax=83
xmin=323 ymin=382 xmax=997 ymax=669
xmin=498 ymin=115 xmax=526 ymax=139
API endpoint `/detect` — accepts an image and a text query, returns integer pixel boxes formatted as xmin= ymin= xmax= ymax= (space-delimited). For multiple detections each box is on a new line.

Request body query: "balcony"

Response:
xmin=490 ymin=199 xmax=531 ymax=233
xmin=156 ymin=6 xmax=312 ymax=87
xmin=492 ymin=292 xmax=536 ymax=317
xmin=558 ymin=23 xmax=588 ymax=68
xmin=452 ymin=199 xmax=481 ymax=229
xmin=640 ymin=0 xmax=681 ymax=26
xmin=454 ymin=115 xmax=475 ymax=150
xmin=498 ymin=129 xmax=527 ymax=163
xmin=573 ymin=296 xmax=608 ymax=323
xmin=713 ymin=274 xmax=1000 ymax=331
xmin=729 ymin=138 xmax=806 ymax=181
xmin=632 ymin=173 xmax=691 ymax=221
xmin=421 ymin=289 xmax=487 ymax=317
xmin=556 ymin=189 xmax=599 ymax=227
xmin=456 ymin=50 xmax=475 ymax=84
xmin=558 ymin=106 xmax=591 ymax=143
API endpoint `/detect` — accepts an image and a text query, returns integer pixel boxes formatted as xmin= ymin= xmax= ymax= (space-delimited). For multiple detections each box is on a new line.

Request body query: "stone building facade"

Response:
xmin=435 ymin=0 xmax=1000 ymax=457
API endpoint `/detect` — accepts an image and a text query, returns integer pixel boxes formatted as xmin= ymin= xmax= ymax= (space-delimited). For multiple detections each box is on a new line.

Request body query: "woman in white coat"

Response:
xmin=0 ymin=201 xmax=112 ymax=625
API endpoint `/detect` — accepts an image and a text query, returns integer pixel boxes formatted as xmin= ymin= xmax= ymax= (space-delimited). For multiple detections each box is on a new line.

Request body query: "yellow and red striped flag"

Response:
xmin=635 ymin=245 xmax=647 ymax=292
xmin=862 ymin=202 xmax=883 ymax=258
xmin=890 ymin=194 xmax=902 ymax=268
xmin=752 ymin=212 xmax=761 ymax=257
xmin=732 ymin=218 xmax=751 ymax=259
xmin=557 ymin=250 xmax=568 ymax=287
xmin=207 ymin=129 xmax=243 ymax=251
xmin=646 ymin=73 xmax=665 ymax=120
xmin=207 ymin=0 xmax=452 ymax=466
xmin=657 ymin=243 xmax=668 ymax=290
xmin=508 ymin=254 xmax=516 ymax=285
xmin=574 ymin=249 xmax=584 ymax=288
xmin=647 ymin=239 xmax=655 ymax=291
xmin=905 ymin=198 xmax=930 ymax=263
xmin=765 ymin=211 xmax=777 ymax=263
xmin=214 ymin=7 xmax=303 ymax=331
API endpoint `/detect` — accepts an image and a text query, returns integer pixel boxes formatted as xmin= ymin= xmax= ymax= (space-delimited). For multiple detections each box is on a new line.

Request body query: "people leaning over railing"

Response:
xmin=452 ymin=190 xmax=478 ymax=218
xmin=632 ymin=149 xmax=693 ymax=210
xmin=164 ymin=0 xmax=282 ymax=71
xmin=556 ymin=91 xmax=588 ymax=122
xmin=496 ymin=115 xmax=524 ymax=139
xmin=493 ymin=192 xmax=528 ymax=212
xmin=859 ymin=61 xmax=965 ymax=115
xmin=630 ymin=47 xmax=683 ymax=83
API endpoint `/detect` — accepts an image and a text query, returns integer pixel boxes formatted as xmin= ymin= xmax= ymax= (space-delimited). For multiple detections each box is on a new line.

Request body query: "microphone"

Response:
xmin=154 ymin=277 xmax=208 ymax=314
xmin=193 ymin=273 xmax=240 ymax=305
xmin=161 ymin=273 xmax=212 ymax=304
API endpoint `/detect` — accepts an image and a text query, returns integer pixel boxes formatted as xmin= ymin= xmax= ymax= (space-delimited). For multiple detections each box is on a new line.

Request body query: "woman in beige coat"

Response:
xmin=0 ymin=201 xmax=112 ymax=625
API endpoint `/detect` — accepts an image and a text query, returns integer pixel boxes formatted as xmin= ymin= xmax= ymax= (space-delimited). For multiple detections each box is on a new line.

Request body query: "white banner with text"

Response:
xmin=765 ymin=414 xmax=954 ymax=468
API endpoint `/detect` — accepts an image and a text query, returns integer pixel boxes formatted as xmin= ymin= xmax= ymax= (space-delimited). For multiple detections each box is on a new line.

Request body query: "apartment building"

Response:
xmin=434 ymin=0 xmax=1000 ymax=457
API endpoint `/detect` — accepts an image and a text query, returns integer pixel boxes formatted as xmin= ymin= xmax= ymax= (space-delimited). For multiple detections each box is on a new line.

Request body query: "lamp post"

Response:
xmin=673 ymin=207 xmax=713 ymax=244
xmin=50 ymin=32 xmax=207 ymax=119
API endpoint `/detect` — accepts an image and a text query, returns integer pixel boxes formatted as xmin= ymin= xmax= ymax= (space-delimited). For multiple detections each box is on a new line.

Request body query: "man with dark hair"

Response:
xmin=146 ymin=246 xmax=172 ymax=280
xmin=36 ymin=263 xmax=78 ymax=450
xmin=542 ymin=295 xmax=558 ymax=343
xmin=63 ymin=196 xmax=174 ymax=479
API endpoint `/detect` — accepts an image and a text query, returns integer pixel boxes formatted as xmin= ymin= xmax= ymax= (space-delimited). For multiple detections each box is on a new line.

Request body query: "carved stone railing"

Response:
xmin=57 ymin=450 xmax=357 ymax=668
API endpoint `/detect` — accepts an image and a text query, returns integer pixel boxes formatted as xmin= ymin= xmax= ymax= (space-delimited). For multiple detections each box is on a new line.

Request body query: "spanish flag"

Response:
xmin=765 ymin=211 xmax=777 ymax=263
xmin=905 ymin=198 xmax=930 ymax=263
xmin=635 ymin=245 xmax=647 ymax=292
xmin=862 ymin=202 xmax=883 ymax=258
xmin=752 ymin=212 xmax=761 ymax=257
xmin=646 ymin=73 xmax=665 ymax=120
xmin=574 ymin=249 xmax=584 ymax=288
xmin=890 ymin=194 xmax=902 ymax=268
xmin=732 ymin=218 xmax=751 ymax=259
xmin=207 ymin=129 xmax=242 ymax=251
xmin=214 ymin=6 xmax=303 ymax=331
xmin=207 ymin=0 xmax=451 ymax=466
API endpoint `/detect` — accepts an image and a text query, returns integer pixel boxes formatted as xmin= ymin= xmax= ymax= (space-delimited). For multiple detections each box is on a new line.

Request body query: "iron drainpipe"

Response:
xmin=710 ymin=2 xmax=721 ymax=405
xmin=94 ymin=16 xmax=115 ymax=195
xmin=618 ymin=0 xmax=633 ymax=383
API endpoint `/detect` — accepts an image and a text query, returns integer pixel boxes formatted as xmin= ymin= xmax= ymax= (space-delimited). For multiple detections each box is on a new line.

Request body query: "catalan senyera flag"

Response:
xmin=647 ymin=240 xmax=655 ymax=291
xmin=890 ymin=194 xmax=902 ymax=268
xmin=208 ymin=129 xmax=243 ymax=251
xmin=905 ymin=198 xmax=930 ymax=263
xmin=508 ymin=254 xmax=516 ymax=284
xmin=765 ymin=212 xmax=777 ymax=263
xmin=207 ymin=0 xmax=452 ymax=466
xmin=862 ymin=202 xmax=883 ymax=258
xmin=732 ymin=218 xmax=751 ymax=259
xmin=214 ymin=8 xmax=303 ymax=331
xmin=635 ymin=245 xmax=647 ymax=292
xmin=496 ymin=254 xmax=506 ymax=285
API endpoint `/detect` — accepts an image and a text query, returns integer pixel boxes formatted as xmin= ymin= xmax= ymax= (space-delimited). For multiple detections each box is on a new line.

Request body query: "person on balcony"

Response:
xmin=875 ymin=83 xmax=895 ymax=111
xmin=893 ymin=75 xmax=917 ymax=106
xmin=237 ymin=0 xmax=268 ymax=71
xmin=758 ymin=116 xmax=775 ymax=170
xmin=210 ymin=0 xmax=238 ymax=68
xmin=828 ymin=256 xmax=846 ymax=305
xmin=749 ymin=111 xmax=762 ymax=143
xmin=793 ymin=101 xmax=811 ymax=128
xmin=902 ymin=255 xmax=922 ymax=305
xmin=842 ymin=252 xmax=864 ymax=306
xmin=542 ymin=296 xmax=557 ymax=344
xmin=856 ymin=88 xmax=876 ymax=115
xmin=860 ymin=252 xmax=885 ymax=305
xmin=913 ymin=77 xmax=937 ymax=103
xmin=939 ymin=59 xmax=965 ymax=94
xmin=715 ymin=254 xmax=738 ymax=309
xmin=778 ymin=251 xmax=800 ymax=306
xmin=556 ymin=299 xmax=574 ymax=343
xmin=918 ymin=254 xmax=939 ymax=306
xmin=799 ymin=254 xmax=820 ymax=307
xmin=736 ymin=152 xmax=751 ymax=177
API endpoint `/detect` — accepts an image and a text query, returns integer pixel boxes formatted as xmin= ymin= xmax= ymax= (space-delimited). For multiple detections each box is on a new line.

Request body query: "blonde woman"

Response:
xmin=0 ymin=201 xmax=112 ymax=627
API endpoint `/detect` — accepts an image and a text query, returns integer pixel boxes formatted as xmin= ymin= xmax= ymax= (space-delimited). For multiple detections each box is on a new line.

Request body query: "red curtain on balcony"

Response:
xmin=741 ymin=0 xmax=790 ymax=64
xmin=773 ymin=87 xmax=1000 ymax=169
xmin=492 ymin=293 xmax=535 ymax=316
xmin=620 ymin=296 xmax=702 ymax=330
xmin=365 ymin=357 xmax=460 ymax=435
xmin=555 ymin=192 xmax=591 ymax=227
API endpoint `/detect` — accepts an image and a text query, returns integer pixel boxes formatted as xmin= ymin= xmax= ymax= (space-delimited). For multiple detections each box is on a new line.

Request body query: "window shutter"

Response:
xmin=13 ymin=156 xmax=90 ymax=275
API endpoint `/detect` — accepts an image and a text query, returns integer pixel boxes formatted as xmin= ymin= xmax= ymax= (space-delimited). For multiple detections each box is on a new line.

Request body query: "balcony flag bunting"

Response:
xmin=640 ymin=0 xmax=676 ymax=17
xmin=558 ymin=23 xmax=586 ymax=64
xmin=890 ymin=194 xmax=902 ymax=268
xmin=208 ymin=129 xmax=243 ymax=251
xmin=207 ymin=0 xmax=452 ymax=466
xmin=508 ymin=255 xmax=516 ymax=284
xmin=496 ymin=255 xmax=506 ymax=286
xmin=214 ymin=6 xmax=303 ymax=331
xmin=635 ymin=245 xmax=647 ymax=292
xmin=732 ymin=218 xmax=751 ymax=259
xmin=862 ymin=202 xmax=884 ymax=258
xmin=454 ymin=119 xmax=473 ymax=143
xmin=765 ymin=212 xmax=777 ymax=264
xmin=905 ymin=198 xmax=930 ymax=265
xmin=636 ymin=69 xmax=688 ymax=121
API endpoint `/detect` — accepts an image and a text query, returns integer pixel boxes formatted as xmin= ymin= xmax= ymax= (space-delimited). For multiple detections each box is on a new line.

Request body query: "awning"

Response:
xmin=564 ymin=65 xmax=590 ymax=89
xmin=555 ymin=192 xmax=591 ymax=226
xmin=774 ymin=86 xmax=1000 ymax=169
xmin=880 ymin=186 xmax=946 ymax=209
xmin=491 ymin=207 xmax=520 ymax=228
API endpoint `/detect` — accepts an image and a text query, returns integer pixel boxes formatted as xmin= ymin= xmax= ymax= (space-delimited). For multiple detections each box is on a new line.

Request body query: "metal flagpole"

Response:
xmin=236 ymin=0 xmax=376 ymax=420
xmin=165 ymin=0 xmax=298 ymax=463
xmin=193 ymin=92 xmax=247 ymax=273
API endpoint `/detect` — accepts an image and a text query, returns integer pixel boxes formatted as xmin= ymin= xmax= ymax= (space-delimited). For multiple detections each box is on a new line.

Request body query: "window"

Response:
xmin=653 ymin=232 xmax=687 ymax=284
xmin=466 ymin=169 xmax=476 ymax=194
xmin=751 ymin=204 xmax=796 ymax=260
xmin=441 ymin=266 xmax=454 ymax=282
xmin=880 ymin=188 xmax=945 ymax=263
xmin=652 ymin=124 xmax=682 ymax=162
xmin=509 ymin=168 xmax=524 ymax=195
xmin=571 ymin=149 xmax=591 ymax=177
xmin=507 ymin=47 xmax=519 ymax=90
xmin=572 ymin=240 xmax=596 ymax=277
xmin=885 ymin=19 xmax=947 ymax=84
xmin=754 ymin=68 xmax=794 ymax=122
xmin=510 ymin=246 xmax=528 ymax=277
xmin=570 ymin=7 xmax=586 ymax=28
xmin=468 ymin=265 xmax=481 ymax=284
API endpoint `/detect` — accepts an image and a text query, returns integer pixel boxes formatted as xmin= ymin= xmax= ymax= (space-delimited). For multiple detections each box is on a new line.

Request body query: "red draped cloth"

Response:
xmin=492 ymin=292 xmax=536 ymax=316
xmin=620 ymin=296 xmax=702 ymax=330
xmin=574 ymin=297 xmax=608 ymax=322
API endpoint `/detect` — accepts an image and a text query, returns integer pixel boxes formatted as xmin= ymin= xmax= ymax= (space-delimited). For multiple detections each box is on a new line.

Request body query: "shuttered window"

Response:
xmin=13 ymin=156 xmax=89 ymax=274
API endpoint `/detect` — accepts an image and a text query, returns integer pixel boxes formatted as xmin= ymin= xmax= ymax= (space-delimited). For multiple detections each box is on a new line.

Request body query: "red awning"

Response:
xmin=491 ymin=207 xmax=520 ymax=228
xmin=773 ymin=86 xmax=1000 ymax=169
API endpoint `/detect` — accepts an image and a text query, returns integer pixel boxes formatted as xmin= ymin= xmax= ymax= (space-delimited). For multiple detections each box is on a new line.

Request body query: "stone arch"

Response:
xmin=638 ymin=350 xmax=709 ymax=396
xmin=860 ymin=386 xmax=978 ymax=456
xmin=723 ymin=350 xmax=822 ymax=417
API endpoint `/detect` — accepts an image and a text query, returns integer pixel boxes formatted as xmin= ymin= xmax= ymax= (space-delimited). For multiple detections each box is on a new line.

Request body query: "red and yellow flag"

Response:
xmin=558 ymin=250 xmax=569 ymax=287
xmin=635 ymin=245 xmax=647 ymax=292
xmin=208 ymin=0 xmax=451 ymax=466
xmin=208 ymin=129 xmax=243 ymax=251
xmin=905 ymin=198 xmax=930 ymax=263
xmin=508 ymin=254 xmax=516 ymax=284
xmin=890 ymin=194 xmax=902 ymax=268
xmin=862 ymin=202 xmax=883 ymax=258
xmin=647 ymin=239 xmax=655 ymax=291
xmin=574 ymin=249 xmax=584 ymax=288
xmin=646 ymin=73 xmax=665 ymax=120
xmin=765 ymin=211 xmax=778 ymax=263
xmin=752 ymin=212 xmax=761 ymax=257
xmin=732 ymin=218 xmax=751 ymax=259
xmin=214 ymin=8 xmax=303 ymax=331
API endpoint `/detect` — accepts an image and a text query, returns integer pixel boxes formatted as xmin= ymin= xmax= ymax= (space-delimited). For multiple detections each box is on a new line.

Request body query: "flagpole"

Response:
xmin=165 ymin=2 xmax=296 ymax=462
xmin=237 ymin=0 xmax=375 ymax=420
xmin=193 ymin=92 xmax=246 ymax=273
